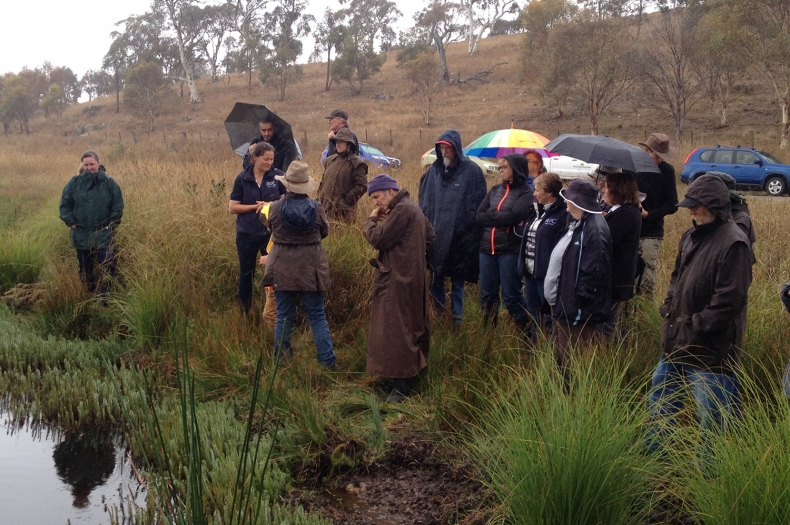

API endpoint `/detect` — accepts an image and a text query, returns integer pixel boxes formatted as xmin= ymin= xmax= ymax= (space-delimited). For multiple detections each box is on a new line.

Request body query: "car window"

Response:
xmin=713 ymin=150 xmax=734 ymax=163
xmin=759 ymin=152 xmax=783 ymax=164
xmin=365 ymin=145 xmax=386 ymax=156
xmin=699 ymin=150 xmax=715 ymax=162
xmin=735 ymin=151 xmax=759 ymax=165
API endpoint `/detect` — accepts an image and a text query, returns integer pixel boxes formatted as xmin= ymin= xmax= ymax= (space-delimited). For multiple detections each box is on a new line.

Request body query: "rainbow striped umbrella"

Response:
xmin=463 ymin=129 xmax=552 ymax=158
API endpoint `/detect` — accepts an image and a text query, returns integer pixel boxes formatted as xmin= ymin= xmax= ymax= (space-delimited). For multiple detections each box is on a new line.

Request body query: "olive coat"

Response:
xmin=363 ymin=190 xmax=436 ymax=379
xmin=262 ymin=194 xmax=331 ymax=292
xmin=318 ymin=128 xmax=369 ymax=222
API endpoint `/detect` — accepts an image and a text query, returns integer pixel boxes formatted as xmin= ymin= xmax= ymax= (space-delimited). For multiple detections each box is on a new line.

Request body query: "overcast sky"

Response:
xmin=1 ymin=0 xmax=420 ymax=77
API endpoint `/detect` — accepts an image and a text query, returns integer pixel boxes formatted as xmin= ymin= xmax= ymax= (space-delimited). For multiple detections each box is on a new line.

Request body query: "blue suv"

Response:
xmin=681 ymin=146 xmax=790 ymax=196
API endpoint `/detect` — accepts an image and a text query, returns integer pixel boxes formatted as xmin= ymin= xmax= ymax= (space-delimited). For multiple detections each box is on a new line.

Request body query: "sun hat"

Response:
xmin=638 ymin=133 xmax=678 ymax=161
xmin=275 ymin=161 xmax=318 ymax=195
xmin=560 ymin=179 xmax=602 ymax=214
xmin=324 ymin=109 xmax=348 ymax=120
xmin=367 ymin=174 xmax=399 ymax=195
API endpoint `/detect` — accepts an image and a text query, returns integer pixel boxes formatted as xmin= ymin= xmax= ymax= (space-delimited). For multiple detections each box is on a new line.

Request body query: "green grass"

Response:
xmin=468 ymin=350 xmax=659 ymax=525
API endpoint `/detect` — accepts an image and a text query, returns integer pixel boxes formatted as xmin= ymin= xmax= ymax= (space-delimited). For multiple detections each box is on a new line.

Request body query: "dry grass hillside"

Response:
xmin=8 ymin=31 xmax=790 ymax=173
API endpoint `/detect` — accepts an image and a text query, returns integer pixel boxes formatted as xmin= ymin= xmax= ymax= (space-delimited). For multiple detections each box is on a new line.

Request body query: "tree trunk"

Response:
xmin=781 ymin=96 xmax=790 ymax=150
xmin=433 ymin=33 xmax=450 ymax=85
xmin=466 ymin=2 xmax=475 ymax=54
xmin=115 ymin=72 xmax=120 ymax=114
xmin=589 ymin=99 xmax=599 ymax=135
xmin=719 ymin=103 xmax=727 ymax=127
xmin=325 ymin=47 xmax=332 ymax=90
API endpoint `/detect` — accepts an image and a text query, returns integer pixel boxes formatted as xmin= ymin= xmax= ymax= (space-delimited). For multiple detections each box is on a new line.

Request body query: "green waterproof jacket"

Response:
xmin=59 ymin=170 xmax=124 ymax=250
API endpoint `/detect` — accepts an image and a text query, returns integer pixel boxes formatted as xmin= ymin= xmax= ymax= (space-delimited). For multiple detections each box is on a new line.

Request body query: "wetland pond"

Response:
xmin=0 ymin=413 xmax=138 ymax=525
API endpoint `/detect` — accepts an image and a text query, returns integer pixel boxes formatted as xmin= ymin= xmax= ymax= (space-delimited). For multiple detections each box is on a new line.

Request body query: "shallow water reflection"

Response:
xmin=0 ymin=415 xmax=134 ymax=525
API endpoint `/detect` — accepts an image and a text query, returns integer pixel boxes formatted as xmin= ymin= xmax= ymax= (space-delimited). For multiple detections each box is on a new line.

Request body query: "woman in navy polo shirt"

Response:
xmin=229 ymin=142 xmax=286 ymax=313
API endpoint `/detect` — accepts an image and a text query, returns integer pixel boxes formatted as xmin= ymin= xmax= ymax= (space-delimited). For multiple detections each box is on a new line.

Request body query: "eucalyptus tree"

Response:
xmin=312 ymin=8 xmax=347 ymax=90
xmin=258 ymin=0 xmax=314 ymax=101
xmin=157 ymin=0 xmax=207 ymax=103
xmin=414 ymin=0 xmax=465 ymax=84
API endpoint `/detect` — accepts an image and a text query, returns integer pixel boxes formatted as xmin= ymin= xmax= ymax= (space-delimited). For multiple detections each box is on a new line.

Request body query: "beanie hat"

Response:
xmin=367 ymin=174 xmax=399 ymax=195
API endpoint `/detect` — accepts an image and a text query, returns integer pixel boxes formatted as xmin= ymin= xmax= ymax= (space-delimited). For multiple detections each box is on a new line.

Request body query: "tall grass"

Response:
xmin=468 ymin=350 xmax=659 ymax=525
xmin=669 ymin=375 xmax=790 ymax=525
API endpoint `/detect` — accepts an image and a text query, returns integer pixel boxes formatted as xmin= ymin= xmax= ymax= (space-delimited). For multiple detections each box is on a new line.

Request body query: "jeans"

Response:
xmin=647 ymin=357 xmax=741 ymax=453
xmin=236 ymin=232 xmax=269 ymax=313
xmin=274 ymin=290 xmax=336 ymax=367
xmin=76 ymin=247 xmax=116 ymax=295
xmin=430 ymin=273 xmax=465 ymax=324
xmin=479 ymin=253 xmax=529 ymax=327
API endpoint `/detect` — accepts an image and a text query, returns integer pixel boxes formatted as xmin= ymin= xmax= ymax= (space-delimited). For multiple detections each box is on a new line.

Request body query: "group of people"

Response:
xmin=56 ymin=119 xmax=772 ymax=447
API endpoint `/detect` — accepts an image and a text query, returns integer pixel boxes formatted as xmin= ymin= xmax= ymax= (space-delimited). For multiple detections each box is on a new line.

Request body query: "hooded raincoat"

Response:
xmin=418 ymin=130 xmax=487 ymax=282
xmin=659 ymin=175 xmax=753 ymax=373
xmin=59 ymin=169 xmax=124 ymax=250
xmin=363 ymin=190 xmax=437 ymax=378
xmin=318 ymin=128 xmax=369 ymax=222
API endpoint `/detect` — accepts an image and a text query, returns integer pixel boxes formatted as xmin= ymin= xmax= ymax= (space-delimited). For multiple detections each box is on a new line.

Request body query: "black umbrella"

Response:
xmin=545 ymin=134 xmax=661 ymax=174
xmin=224 ymin=102 xmax=294 ymax=157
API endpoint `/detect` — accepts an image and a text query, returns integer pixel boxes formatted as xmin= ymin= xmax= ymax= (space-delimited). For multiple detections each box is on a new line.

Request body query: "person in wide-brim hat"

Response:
xmin=275 ymin=160 xmax=318 ymax=195
xmin=638 ymin=133 xmax=678 ymax=161
xmin=560 ymin=179 xmax=602 ymax=215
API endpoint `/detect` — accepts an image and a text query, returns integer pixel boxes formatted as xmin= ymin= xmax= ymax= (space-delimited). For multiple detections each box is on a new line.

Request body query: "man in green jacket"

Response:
xmin=59 ymin=150 xmax=124 ymax=295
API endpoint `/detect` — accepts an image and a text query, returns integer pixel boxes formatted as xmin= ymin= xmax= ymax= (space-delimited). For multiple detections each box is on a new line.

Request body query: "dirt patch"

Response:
xmin=287 ymin=439 xmax=491 ymax=525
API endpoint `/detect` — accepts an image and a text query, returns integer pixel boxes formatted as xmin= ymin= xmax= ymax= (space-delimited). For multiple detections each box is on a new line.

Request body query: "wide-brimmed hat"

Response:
xmin=275 ymin=161 xmax=318 ymax=195
xmin=638 ymin=133 xmax=678 ymax=161
xmin=560 ymin=179 xmax=602 ymax=214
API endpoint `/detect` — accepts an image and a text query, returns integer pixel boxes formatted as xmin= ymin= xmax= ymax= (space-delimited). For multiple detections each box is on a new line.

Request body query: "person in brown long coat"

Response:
xmin=318 ymin=127 xmax=368 ymax=222
xmin=363 ymin=175 xmax=436 ymax=403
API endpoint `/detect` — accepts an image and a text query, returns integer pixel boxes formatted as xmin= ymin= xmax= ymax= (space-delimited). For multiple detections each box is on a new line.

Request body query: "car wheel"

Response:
xmin=764 ymin=175 xmax=786 ymax=196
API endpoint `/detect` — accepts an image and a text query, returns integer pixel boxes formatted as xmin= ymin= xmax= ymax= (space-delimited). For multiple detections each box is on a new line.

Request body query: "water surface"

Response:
xmin=0 ymin=415 xmax=136 ymax=525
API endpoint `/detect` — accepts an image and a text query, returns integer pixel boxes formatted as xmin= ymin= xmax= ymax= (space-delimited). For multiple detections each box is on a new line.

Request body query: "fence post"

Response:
xmin=132 ymin=132 xmax=136 ymax=144
xmin=163 ymin=131 xmax=166 ymax=142
xmin=118 ymin=131 xmax=121 ymax=141
xmin=750 ymin=130 xmax=755 ymax=149
xmin=690 ymin=130 xmax=694 ymax=146
xmin=303 ymin=129 xmax=308 ymax=148
xmin=390 ymin=129 xmax=393 ymax=146
xmin=365 ymin=129 xmax=368 ymax=143
xmin=182 ymin=132 xmax=187 ymax=141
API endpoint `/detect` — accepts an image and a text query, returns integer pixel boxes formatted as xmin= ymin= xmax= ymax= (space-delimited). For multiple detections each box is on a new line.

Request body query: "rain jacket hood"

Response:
xmin=682 ymin=174 xmax=732 ymax=221
xmin=280 ymin=194 xmax=317 ymax=231
xmin=434 ymin=130 xmax=465 ymax=173
xmin=502 ymin=153 xmax=528 ymax=187
xmin=330 ymin=128 xmax=359 ymax=154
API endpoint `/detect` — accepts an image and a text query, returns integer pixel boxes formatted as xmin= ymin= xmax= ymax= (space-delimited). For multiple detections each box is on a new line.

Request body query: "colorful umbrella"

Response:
xmin=463 ymin=129 xmax=553 ymax=158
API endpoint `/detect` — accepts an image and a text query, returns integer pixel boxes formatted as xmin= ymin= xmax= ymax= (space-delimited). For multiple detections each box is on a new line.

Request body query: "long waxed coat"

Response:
xmin=363 ymin=190 xmax=436 ymax=379
xmin=318 ymin=128 xmax=368 ymax=222
xmin=659 ymin=176 xmax=753 ymax=373
xmin=418 ymin=129 xmax=487 ymax=282
xmin=59 ymin=170 xmax=124 ymax=250
xmin=262 ymin=194 xmax=331 ymax=292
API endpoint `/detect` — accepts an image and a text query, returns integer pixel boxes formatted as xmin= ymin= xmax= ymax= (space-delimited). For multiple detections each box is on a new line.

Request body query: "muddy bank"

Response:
xmin=287 ymin=439 xmax=490 ymax=525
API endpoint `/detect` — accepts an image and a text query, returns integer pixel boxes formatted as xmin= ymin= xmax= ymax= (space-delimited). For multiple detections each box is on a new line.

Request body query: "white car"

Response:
xmin=420 ymin=149 xmax=596 ymax=181
xmin=544 ymin=155 xmax=598 ymax=180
